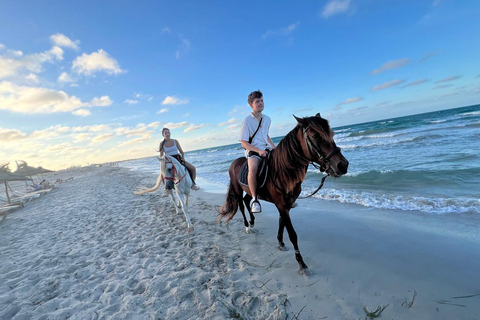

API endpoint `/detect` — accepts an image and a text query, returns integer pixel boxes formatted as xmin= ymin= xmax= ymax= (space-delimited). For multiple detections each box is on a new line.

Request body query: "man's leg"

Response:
xmin=247 ymin=156 xmax=261 ymax=213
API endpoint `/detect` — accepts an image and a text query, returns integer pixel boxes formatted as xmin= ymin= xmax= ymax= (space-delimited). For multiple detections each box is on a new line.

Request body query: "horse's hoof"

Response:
xmin=278 ymin=244 xmax=287 ymax=251
xmin=298 ymin=267 xmax=311 ymax=277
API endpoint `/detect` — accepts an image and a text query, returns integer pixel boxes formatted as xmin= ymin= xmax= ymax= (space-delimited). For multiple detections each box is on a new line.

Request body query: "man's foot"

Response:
xmin=191 ymin=185 xmax=200 ymax=191
xmin=251 ymin=199 xmax=262 ymax=213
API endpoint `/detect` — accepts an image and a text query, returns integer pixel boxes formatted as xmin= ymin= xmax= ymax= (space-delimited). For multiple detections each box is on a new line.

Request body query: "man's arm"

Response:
xmin=267 ymin=136 xmax=276 ymax=149
xmin=241 ymin=140 xmax=267 ymax=157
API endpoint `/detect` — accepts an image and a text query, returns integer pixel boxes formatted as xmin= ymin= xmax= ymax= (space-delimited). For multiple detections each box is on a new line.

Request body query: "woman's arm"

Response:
xmin=176 ymin=140 xmax=185 ymax=158
xmin=267 ymin=136 xmax=276 ymax=149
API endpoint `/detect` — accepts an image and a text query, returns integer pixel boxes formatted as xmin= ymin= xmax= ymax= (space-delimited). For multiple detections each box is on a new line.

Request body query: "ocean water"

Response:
xmin=122 ymin=104 xmax=480 ymax=216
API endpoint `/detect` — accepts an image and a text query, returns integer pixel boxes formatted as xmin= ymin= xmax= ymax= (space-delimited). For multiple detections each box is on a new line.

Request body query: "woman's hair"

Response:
xmin=158 ymin=128 xmax=170 ymax=152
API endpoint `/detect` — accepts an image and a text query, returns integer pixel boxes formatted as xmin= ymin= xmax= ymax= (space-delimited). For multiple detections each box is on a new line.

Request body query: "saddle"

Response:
xmin=238 ymin=151 xmax=270 ymax=189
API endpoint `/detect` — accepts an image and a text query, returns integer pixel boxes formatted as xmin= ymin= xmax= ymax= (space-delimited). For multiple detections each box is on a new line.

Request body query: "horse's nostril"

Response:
xmin=338 ymin=161 xmax=348 ymax=174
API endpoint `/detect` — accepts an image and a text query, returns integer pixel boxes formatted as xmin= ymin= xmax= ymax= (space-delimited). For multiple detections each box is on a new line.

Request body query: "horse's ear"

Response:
xmin=293 ymin=114 xmax=308 ymax=127
xmin=315 ymin=113 xmax=321 ymax=118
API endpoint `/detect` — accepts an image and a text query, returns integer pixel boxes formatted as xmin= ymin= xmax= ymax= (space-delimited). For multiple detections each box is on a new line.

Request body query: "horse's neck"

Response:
xmin=269 ymin=129 xmax=310 ymax=191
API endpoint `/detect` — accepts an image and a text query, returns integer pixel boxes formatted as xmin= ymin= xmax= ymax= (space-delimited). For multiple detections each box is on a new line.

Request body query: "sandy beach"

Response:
xmin=1 ymin=166 xmax=479 ymax=320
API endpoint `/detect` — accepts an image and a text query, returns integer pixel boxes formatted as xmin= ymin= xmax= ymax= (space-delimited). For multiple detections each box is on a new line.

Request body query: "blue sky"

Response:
xmin=1 ymin=0 xmax=479 ymax=170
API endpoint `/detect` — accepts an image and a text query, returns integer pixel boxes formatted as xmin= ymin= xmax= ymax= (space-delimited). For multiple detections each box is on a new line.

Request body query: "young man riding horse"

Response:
xmin=239 ymin=90 xmax=276 ymax=213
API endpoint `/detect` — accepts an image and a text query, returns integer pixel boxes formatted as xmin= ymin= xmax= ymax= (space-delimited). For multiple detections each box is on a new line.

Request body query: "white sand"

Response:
xmin=1 ymin=166 xmax=479 ymax=319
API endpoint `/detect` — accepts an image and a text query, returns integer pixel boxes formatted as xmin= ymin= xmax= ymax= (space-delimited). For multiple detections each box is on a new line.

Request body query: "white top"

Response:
xmin=240 ymin=113 xmax=271 ymax=155
xmin=163 ymin=140 xmax=179 ymax=156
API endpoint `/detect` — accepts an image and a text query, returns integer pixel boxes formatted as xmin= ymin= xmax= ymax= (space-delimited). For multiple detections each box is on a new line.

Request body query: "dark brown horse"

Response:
xmin=217 ymin=113 xmax=349 ymax=275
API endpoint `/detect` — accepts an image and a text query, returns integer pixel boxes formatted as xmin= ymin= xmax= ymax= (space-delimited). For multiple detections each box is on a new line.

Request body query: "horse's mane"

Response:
xmin=270 ymin=115 xmax=334 ymax=194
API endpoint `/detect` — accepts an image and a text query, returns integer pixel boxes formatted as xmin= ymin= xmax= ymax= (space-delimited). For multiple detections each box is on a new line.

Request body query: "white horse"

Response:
xmin=134 ymin=155 xmax=193 ymax=230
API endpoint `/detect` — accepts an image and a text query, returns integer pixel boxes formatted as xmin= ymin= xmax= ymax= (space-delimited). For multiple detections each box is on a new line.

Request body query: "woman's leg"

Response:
xmin=184 ymin=161 xmax=196 ymax=181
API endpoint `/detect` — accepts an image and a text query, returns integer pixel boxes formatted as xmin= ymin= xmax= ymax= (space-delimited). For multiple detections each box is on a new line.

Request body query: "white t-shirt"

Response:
xmin=240 ymin=113 xmax=271 ymax=155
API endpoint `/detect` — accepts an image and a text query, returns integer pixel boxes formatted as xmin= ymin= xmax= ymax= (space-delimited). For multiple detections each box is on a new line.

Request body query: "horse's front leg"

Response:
xmin=243 ymin=194 xmax=256 ymax=233
xmin=279 ymin=210 xmax=309 ymax=276
xmin=167 ymin=190 xmax=180 ymax=214
xmin=176 ymin=191 xmax=193 ymax=231
xmin=277 ymin=216 xmax=286 ymax=251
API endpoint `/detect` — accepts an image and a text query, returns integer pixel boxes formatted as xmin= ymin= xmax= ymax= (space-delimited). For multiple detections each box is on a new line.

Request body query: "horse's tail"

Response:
xmin=133 ymin=173 xmax=164 ymax=195
xmin=217 ymin=180 xmax=239 ymax=223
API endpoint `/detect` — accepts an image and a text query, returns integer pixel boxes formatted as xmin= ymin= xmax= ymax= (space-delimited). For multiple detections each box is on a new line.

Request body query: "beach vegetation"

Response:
xmin=363 ymin=304 xmax=389 ymax=319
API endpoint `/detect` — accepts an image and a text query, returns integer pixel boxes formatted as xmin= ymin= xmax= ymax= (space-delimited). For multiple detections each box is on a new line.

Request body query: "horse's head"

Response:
xmin=159 ymin=155 xmax=176 ymax=190
xmin=294 ymin=113 xmax=349 ymax=177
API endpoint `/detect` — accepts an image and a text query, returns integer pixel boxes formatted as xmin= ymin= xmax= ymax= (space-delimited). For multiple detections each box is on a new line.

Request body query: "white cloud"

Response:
xmin=58 ymin=72 xmax=75 ymax=83
xmin=0 ymin=46 xmax=64 ymax=79
xmin=163 ymin=121 xmax=189 ymax=129
xmin=321 ymin=0 xmax=351 ymax=19
xmin=157 ymin=108 xmax=169 ymax=114
xmin=176 ymin=38 xmax=191 ymax=59
xmin=370 ymin=58 xmax=410 ymax=75
xmin=124 ymin=99 xmax=139 ymax=104
xmin=262 ymin=22 xmax=300 ymax=39
xmin=370 ymin=79 xmax=406 ymax=91
xmin=25 ymin=73 xmax=39 ymax=83
xmin=161 ymin=96 xmax=189 ymax=105
xmin=50 ymin=33 xmax=80 ymax=50
xmin=218 ymin=118 xmax=238 ymax=126
xmin=147 ymin=121 xmax=162 ymax=128
xmin=90 ymin=96 xmax=112 ymax=107
xmin=72 ymin=49 xmax=123 ymax=76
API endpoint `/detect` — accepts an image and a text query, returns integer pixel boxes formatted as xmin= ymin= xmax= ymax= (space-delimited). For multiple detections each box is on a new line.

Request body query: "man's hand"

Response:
xmin=258 ymin=149 xmax=267 ymax=157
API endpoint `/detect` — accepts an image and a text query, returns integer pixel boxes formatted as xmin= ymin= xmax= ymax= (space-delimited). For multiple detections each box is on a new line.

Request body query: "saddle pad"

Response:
xmin=238 ymin=158 xmax=269 ymax=189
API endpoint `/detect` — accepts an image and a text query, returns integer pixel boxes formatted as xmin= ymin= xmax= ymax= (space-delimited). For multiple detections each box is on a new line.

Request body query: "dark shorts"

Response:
xmin=247 ymin=151 xmax=262 ymax=159
xmin=171 ymin=154 xmax=185 ymax=164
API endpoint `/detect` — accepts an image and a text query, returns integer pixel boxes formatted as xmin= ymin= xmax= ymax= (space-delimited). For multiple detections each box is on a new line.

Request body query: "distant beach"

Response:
xmin=1 ymin=165 xmax=479 ymax=319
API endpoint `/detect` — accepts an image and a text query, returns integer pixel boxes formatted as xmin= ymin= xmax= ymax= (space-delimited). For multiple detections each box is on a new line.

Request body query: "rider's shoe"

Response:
xmin=251 ymin=199 xmax=262 ymax=213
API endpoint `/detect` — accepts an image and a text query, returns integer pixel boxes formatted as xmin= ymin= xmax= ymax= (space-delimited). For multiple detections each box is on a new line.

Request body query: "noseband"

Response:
xmin=163 ymin=157 xmax=187 ymax=184
xmin=303 ymin=126 xmax=341 ymax=172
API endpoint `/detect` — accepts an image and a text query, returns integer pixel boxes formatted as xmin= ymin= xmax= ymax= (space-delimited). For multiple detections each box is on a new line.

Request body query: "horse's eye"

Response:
xmin=312 ymin=134 xmax=317 ymax=139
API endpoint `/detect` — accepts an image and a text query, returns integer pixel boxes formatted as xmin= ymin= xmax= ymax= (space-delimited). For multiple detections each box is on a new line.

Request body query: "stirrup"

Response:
xmin=250 ymin=199 xmax=262 ymax=213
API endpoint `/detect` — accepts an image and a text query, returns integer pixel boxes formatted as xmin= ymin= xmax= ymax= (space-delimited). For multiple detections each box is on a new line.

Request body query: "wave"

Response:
xmin=304 ymin=188 xmax=480 ymax=215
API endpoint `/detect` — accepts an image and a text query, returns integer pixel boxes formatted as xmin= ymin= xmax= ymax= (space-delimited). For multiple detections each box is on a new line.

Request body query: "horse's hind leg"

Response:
xmin=243 ymin=194 xmax=255 ymax=228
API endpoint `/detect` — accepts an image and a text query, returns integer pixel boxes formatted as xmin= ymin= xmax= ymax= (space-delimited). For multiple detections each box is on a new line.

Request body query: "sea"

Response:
xmin=121 ymin=104 xmax=480 ymax=216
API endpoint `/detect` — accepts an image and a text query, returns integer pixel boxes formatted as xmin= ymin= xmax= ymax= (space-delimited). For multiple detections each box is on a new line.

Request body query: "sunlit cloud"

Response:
xmin=321 ymin=0 xmax=351 ymax=19
xmin=218 ymin=118 xmax=238 ymax=126
xmin=161 ymin=96 xmax=189 ymax=105
xmin=176 ymin=37 xmax=191 ymax=59
xmin=90 ymin=133 xmax=116 ymax=145
xmin=371 ymin=79 xmax=405 ymax=91
xmin=0 ymin=128 xmax=28 ymax=141
xmin=73 ymin=109 xmax=91 ymax=116
xmin=50 ymin=33 xmax=80 ymax=50
xmin=184 ymin=124 xmax=207 ymax=132
xmin=370 ymin=58 xmax=410 ymax=75
xmin=336 ymin=97 xmax=363 ymax=106
xmin=157 ymin=108 xmax=169 ymax=114
xmin=262 ymin=22 xmax=300 ymax=39
xmin=163 ymin=121 xmax=189 ymax=129
xmin=72 ymin=49 xmax=123 ymax=76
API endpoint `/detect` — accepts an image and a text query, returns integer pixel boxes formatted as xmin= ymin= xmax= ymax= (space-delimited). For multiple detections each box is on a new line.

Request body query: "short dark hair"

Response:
xmin=248 ymin=90 xmax=263 ymax=105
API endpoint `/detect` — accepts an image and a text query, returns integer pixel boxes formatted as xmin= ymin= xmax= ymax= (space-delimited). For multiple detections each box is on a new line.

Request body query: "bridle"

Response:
xmin=303 ymin=126 xmax=341 ymax=173
xmin=163 ymin=156 xmax=187 ymax=185
xmin=297 ymin=126 xmax=341 ymax=199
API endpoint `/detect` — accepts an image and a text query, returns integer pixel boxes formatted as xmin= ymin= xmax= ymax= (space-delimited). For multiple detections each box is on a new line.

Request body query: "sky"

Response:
xmin=1 ymin=0 xmax=479 ymax=170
